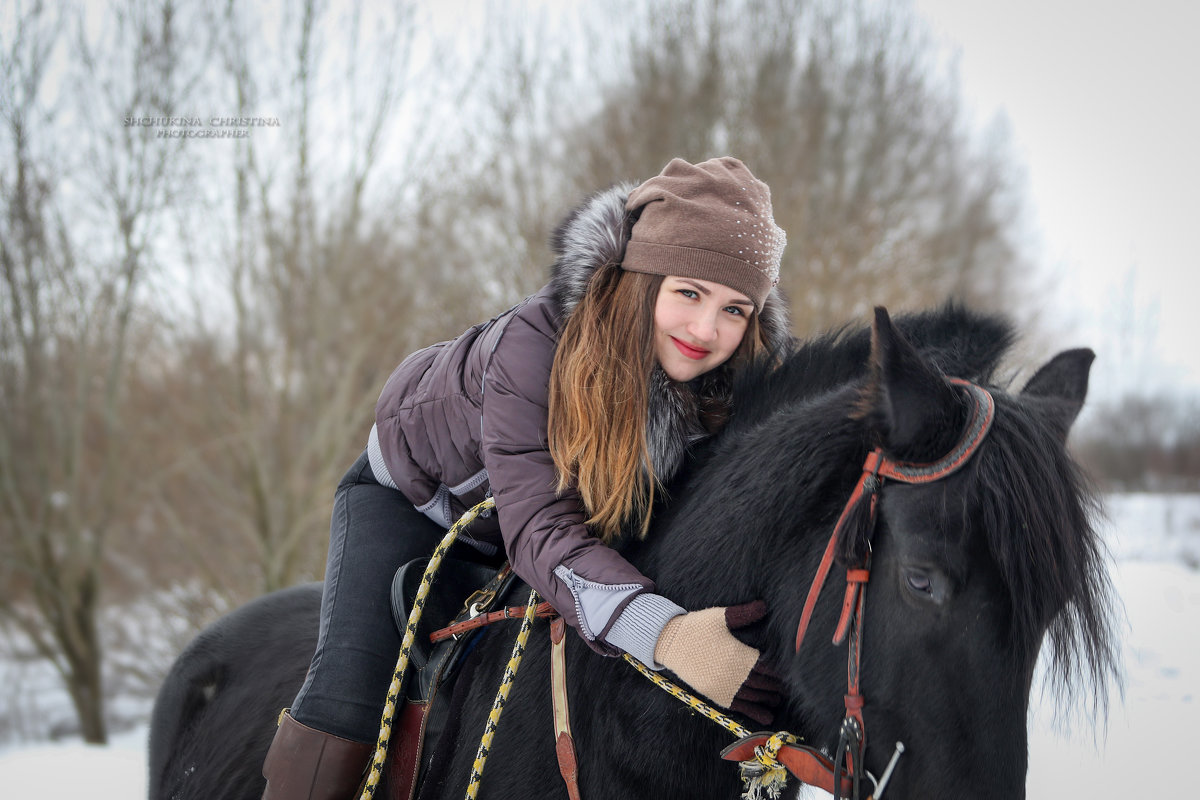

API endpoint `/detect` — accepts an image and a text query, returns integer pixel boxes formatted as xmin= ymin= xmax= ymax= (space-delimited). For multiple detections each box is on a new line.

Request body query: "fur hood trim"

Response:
xmin=544 ymin=184 xmax=793 ymax=484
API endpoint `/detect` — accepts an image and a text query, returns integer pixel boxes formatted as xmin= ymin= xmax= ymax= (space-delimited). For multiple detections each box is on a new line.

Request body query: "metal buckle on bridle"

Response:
xmin=835 ymin=716 xmax=864 ymax=800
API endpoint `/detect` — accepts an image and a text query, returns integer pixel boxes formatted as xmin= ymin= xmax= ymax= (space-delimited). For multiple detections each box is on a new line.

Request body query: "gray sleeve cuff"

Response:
xmin=367 ymin=424 xmax=399 ymax=490
xmin=602 ymin=593 xmax=686 ymax=669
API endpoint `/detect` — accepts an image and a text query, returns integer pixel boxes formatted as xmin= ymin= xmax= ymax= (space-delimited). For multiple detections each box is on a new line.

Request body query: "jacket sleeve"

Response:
xmin=479 ymin=308 xmax=684 ymax=661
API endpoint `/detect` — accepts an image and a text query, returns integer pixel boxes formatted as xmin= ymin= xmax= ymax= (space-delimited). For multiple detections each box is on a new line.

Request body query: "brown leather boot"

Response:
xmin=261 ymin=711 xmax=373 ymax=800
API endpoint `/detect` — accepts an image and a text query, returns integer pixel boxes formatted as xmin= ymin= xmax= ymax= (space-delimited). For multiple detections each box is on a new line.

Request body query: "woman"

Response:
xmin=262 ymin=157 xmax=792 ymax=799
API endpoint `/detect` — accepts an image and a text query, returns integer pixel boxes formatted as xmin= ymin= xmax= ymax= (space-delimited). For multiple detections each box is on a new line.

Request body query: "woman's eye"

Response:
xmin=724 ymin=305 xmax=745 ymax=316
xmin=677 ymin=289 xmax=698 ymax=299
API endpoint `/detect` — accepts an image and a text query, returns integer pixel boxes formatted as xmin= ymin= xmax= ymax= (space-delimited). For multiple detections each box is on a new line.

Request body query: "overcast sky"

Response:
xmin=910 ymin=0 xmax=1200 ymax=400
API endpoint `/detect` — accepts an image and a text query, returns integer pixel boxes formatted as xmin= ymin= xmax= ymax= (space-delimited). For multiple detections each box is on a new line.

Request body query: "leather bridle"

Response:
xmin=790 ymin=378 xmax=996 ymax=799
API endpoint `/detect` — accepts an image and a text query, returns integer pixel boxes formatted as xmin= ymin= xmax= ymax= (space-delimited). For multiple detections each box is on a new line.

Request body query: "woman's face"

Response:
xmin=653 ymin=276 xmax=753 ymax=382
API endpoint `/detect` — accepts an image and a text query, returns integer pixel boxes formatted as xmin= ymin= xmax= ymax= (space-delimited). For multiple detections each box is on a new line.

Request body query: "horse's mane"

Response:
xmin=708 ymin=303 xmax=1118 ymax=718
xmin=969 ymin=394 xmax=1119 ymax=717
xmin=729 ymin=303 xmax=1016 ymax=432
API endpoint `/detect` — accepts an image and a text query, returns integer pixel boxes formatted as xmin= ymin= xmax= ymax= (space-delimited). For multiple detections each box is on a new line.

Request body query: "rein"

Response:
xmin=356 ymin=497 xmax=540 ymax=800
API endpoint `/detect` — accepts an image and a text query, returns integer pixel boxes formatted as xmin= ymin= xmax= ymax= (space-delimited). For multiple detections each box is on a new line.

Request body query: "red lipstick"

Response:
xmin=671 ymin=337 xmax=710 ymax=360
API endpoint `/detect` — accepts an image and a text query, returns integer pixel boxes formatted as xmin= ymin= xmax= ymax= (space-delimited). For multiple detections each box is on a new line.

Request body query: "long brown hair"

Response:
xmin=548 ymin=266 xmax=767 ymax=542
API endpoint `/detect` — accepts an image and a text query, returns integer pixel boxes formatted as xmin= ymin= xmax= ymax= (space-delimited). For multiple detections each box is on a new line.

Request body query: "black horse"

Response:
xmin=149 ymin=306 xmax=1118 ymax=799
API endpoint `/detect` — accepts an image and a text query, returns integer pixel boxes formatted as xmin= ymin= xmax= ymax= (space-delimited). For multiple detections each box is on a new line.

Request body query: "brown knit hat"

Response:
xmin=623 ymin=157 xmax=785 ymax=310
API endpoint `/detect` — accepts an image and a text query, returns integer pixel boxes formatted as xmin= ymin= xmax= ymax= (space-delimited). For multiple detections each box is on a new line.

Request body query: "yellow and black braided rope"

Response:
xmin=621 ymin=654 xmax=755 ymax=739
xmin=622 ymin=654 xmax=796 ymax=796
xmin=464 ymin=586 xmax=540 ymax=799
xmin=357 ymin=497 xmax=496 ymax=800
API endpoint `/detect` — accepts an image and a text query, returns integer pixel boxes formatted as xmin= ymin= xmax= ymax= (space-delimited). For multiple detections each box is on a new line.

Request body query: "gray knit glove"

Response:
xmin=653 ymin=600 xmax=783 ymax=725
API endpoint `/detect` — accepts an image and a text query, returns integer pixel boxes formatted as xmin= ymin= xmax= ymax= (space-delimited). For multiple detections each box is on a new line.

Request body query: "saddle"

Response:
xmin=383 ymin=556 xmax=519 ymax=800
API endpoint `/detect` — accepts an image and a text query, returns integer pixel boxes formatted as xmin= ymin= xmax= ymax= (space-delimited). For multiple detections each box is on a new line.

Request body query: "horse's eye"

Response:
xmin=906 ymin=572 xmax=932 ymax=595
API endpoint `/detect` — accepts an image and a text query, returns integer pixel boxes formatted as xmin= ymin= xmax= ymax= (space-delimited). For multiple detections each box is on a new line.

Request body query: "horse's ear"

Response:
xmin=1020 ymin=348 xmax=1095 ymax=439
xmin=866 ymin=307 xmax=963 ymax=459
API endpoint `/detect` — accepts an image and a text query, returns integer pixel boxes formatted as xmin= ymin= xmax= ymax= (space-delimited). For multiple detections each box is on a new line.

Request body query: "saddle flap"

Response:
xmin=389 ymin=557 xmax=512 ymax=673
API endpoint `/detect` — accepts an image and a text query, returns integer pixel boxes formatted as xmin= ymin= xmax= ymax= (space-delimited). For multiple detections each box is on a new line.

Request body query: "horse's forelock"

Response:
xmin=729 ymin=305 xmax=1017 ymax=434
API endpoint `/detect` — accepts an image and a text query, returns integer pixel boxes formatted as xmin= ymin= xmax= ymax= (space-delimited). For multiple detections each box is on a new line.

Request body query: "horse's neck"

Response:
xmin=641 ymin=398 xmax=866 ymax=607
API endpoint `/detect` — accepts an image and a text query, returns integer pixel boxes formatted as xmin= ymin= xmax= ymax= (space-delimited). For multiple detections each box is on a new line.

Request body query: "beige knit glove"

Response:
xmin=653 ymin=600 xmax=782 ymax=725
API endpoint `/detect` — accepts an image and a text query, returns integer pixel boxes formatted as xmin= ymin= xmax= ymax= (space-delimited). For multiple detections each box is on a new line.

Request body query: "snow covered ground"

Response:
xmin=0 ymin=493 xmax=1196 ymax=799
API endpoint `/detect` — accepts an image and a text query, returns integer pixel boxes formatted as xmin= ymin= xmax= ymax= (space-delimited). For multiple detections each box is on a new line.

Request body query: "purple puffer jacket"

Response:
xmin=367 ymin=184 xmax=791 ymax=664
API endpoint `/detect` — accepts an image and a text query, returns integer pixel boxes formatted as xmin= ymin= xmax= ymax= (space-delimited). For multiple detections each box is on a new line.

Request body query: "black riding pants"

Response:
xmin=288 ymin=451 xmax=485 ymax=743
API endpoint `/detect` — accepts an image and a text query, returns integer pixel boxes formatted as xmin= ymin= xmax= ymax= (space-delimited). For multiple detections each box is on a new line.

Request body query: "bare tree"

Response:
xmin=133 ymin=0 xmax=491 ymax=598
xmin=0 ymin=0 xmax=196 ymax=743
xmin=471 ymin=0 xmax=1035 ymax=336
xmin=1075 ymin=393 xmax=1200 ymax=492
